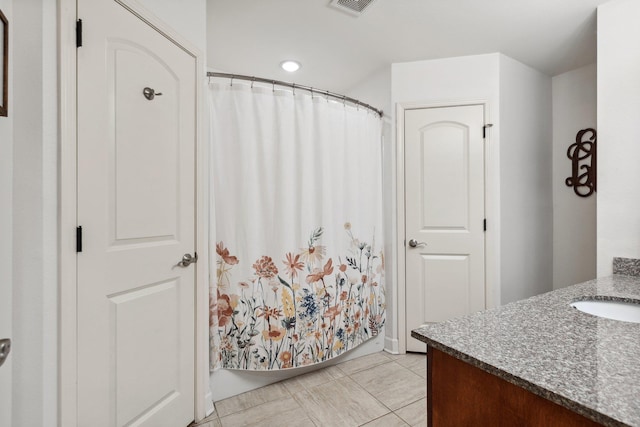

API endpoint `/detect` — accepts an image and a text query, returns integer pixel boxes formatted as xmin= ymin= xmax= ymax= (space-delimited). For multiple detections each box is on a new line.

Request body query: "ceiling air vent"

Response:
xmin=329 ymin=0 xmax=377 ymax=17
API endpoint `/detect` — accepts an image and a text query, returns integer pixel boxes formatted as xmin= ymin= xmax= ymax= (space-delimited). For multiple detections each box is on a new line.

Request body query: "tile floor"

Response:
xmin=191 ymin=351 xmax=427 ymax=427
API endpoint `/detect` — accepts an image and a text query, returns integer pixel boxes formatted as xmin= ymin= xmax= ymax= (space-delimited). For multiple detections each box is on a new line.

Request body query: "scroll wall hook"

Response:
xmin=143 ymin=87 xmax=163 ymax=101
xmin=566 ymin=128 xmax=597 ymax=197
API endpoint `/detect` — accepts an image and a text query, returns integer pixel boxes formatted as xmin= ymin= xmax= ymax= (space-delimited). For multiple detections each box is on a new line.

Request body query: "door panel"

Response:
xmin=77 ymin=1 xmax=196 ymax=426
xmin=113 ymin=279 xmax=180 ymax=426
xmin=112 ymin=42 xmax=180 ymax=242
xmin=405 ymin=105 xmax=485 ymax=353
xmin=419 ymin=254 xmax=471 ymax=321
xmin=419 ymin=123 xmax=469 ymax=230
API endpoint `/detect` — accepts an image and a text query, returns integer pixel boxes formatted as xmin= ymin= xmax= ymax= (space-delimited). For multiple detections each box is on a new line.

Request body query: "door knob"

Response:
xmin=0 ymin=339 xmax=11 ymax=368
xmin=408 ymin=239 xmax=427 ymax=248
xmin=178 ymin=253 xmax=198 ymax=267
xmin=143 ymin=87 xmax=163 ymax=100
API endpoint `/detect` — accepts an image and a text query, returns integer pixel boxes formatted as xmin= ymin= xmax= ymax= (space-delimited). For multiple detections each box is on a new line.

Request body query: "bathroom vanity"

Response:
xmin=412 ymin=274 xmax=640 ymax=426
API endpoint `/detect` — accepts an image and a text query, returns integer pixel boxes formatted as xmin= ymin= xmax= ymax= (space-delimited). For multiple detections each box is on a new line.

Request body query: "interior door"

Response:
xmin=404 ymin=105 xmax=486 ymax=353
xmin=77 ymin=1 xmax=196 ymax=426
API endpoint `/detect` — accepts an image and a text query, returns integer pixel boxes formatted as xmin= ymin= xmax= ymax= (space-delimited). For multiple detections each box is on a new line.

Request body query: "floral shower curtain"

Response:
xmin=208 ymin=81 xmax=385 ymax=371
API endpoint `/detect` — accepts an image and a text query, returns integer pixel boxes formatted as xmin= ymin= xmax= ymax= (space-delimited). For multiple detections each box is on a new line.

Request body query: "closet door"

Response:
xmin=404 ymin=105 xmax=486 ymax=353
xmin=76 ymin=1 xmax=197 ymax=425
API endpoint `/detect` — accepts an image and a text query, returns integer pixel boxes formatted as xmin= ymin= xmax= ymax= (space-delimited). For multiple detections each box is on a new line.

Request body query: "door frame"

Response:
xmin=59 ymin=1 xmax=210 ymax=425
xmin=395 ymin=100 xmax=500 ymax=354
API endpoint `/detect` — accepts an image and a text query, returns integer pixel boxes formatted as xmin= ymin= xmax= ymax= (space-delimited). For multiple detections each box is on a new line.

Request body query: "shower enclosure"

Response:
xmin=208 ymin=74 xmax=386 ymax=374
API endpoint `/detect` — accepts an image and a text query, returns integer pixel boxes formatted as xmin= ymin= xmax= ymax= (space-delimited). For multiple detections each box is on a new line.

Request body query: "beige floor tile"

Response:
xmin=351 ymin=361 xmax=426 ymax=411
xmin=215 ymin=381 xmax=291 ymax=417
xmin=393 ymin=353 xmax=427 ymax=378
xmin=335 ymin=351 xmax=392 ymax=376
xmin=189 ymin=416 xmax=218 ymax=427
xmin=393 ymin=353 xmax=426 ymax=368
xmin=219 ymin=398 xmax=313 ymax=427
xmin=324 ymin=364 xmax=347 ymax=379
xmin=361 ymin=412 xmax=410 ymax=426
xmin=190 ymin=412 xmax=222 ymax=427
xmin=410 ymin=364 xmax=427 ymax=379
xmin=395 ymin=398 xmax=427 ymax=426
xmin=284 ymin=367 xmax=340 ymax=394
xmin=293 ymin=377 xmax=389 ymax=426
xmin=383 ymin=351 xmax=405 ymax=359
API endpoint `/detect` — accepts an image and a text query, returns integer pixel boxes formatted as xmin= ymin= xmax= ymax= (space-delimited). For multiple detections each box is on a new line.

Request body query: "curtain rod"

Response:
xmin=207 ymin=72 xmax=384 ymax=118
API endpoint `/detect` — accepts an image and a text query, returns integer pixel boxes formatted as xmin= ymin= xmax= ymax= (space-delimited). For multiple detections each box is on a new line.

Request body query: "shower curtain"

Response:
xmin=208 ymin=81 xmax=385 ymax=371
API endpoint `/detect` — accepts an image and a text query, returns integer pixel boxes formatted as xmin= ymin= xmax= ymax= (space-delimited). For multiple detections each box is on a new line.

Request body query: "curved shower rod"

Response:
xmin=207 ymin=72 xmax=384 ymax=118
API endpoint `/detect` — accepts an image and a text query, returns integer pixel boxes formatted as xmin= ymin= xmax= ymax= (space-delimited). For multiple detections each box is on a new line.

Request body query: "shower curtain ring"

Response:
xmin=292 ymin=83 xmax=296 ymax=96
xmin=326 ymin=90 xmax=330 ymax=102
xmin=230 ymin=75 xmax=234 ymax=87
xmin=272 ymin=81 xmax=275 ymax=92
xmin=343 ymin=96 xmax=347 ymax=107
xmin=251 ymin=77 xmax=255 ymax=89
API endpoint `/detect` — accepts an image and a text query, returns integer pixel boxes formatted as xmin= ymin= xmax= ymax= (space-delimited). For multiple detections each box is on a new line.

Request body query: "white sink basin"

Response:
xmin=570 ymin=299 xmax=640 ymax=324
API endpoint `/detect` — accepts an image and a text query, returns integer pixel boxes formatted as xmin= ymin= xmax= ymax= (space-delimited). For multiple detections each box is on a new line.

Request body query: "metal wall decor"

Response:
xmin=0 ymin=8 xmax=8 ymax=117
xmin=566 ymin=128 xmax=597 ymax=197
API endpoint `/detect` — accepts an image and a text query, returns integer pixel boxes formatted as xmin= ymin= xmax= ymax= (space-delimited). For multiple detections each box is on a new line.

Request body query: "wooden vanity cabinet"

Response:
xmin=427 ymin=346 xmax=603 ymax=426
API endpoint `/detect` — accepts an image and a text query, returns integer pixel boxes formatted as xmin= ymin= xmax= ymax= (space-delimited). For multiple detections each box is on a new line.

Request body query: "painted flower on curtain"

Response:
xmin=210 ymin=225 xmax=385 ymax=370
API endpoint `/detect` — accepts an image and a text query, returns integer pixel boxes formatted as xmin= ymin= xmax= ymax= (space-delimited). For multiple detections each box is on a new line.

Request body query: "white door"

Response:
xmin=405 ymin=105 xmax=486 ymax=353
xmin=77 ymin=1 xmax=196 ymax=426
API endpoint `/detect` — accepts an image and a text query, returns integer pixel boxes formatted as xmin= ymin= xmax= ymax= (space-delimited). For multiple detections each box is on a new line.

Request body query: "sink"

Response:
xmin=570 ymin=299 xmax=640 ymax=324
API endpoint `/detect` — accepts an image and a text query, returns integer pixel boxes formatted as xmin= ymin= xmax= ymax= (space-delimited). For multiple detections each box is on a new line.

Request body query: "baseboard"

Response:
xmin=384 ymin=336 xmax=399 ymax=354
xmin=204 ymin=390 xmax=215 ymax=417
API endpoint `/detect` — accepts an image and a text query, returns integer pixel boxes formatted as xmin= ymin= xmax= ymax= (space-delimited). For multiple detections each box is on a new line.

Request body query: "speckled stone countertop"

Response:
xmin=411 ymin=275 xmax=640 ymax=427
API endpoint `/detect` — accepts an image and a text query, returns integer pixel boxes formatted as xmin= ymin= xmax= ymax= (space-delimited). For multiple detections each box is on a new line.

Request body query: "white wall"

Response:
xmin=597 ymin=0 xmax=640 ymax=276
xmin=344 ymin=66 xmax=394 ymax=351
xmin=392 ymin=54 xmax=501 ymax=107
xmin=135 ymin=0 xmax=207 ymax=55
xmin=498 ymin=55 xmax=553 ymax=303
xmin=345 ymin=65 xmax=392 ymax=119
xmin=11 ymin=0 xmax=58 ymax=425
xmin=552 ymin=64 xmax=597 ymax=289
xmin=0 ymin=0 xmax=13 ymax=425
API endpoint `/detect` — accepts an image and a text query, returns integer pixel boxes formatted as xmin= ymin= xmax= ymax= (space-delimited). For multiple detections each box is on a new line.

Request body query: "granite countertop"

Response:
xmin=411 ymin=274 xmax=640 ymax=427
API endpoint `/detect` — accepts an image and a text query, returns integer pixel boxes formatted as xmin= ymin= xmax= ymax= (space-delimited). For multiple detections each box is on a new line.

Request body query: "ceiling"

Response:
xmin=207 ymin=0 xmax=609 ymax=94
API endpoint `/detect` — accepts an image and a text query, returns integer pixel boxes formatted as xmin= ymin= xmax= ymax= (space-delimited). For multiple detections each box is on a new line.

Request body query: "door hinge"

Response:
xmin=483 ymin=219 xmax=487 ymax=232
xmin=76 ymin=19 xmax=83 ymax=48
xmin=76 ymin=226 xmax=83 ymax=253
xmin=483 ymin=124 xmax=493 ymax=139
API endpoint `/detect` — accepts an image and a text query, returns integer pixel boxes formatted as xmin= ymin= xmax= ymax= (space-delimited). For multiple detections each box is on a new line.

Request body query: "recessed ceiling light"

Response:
xmin=280 ymin=60 xmax=301 ymax=72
